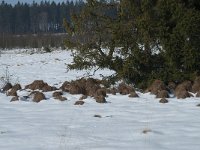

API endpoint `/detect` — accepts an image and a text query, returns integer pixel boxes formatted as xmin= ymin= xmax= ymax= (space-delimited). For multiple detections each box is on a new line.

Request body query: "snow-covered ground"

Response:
xmin=0 ymin=49 xmax=200 ymax=150
xmin=0 ymin=49 xmax=113 ymax=87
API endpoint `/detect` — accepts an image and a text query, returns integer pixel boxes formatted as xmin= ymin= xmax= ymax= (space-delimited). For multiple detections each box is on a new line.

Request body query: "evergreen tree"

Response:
xmin=64 ymin=0 xmax=119 ymax=70
xmin=0 ymin=0 xmax=84 ymax=34
xmin=64 ymin=0 xmax=200 ymax=87
xmin=157 ymin=0 xmax=200 ymax=81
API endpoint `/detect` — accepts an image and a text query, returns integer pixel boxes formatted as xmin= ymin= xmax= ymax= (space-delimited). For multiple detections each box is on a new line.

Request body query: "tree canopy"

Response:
xmin=0 ymin=0 xmax=84 ymax=34
xmin=65 ymin=0 xmax=200 ymax=88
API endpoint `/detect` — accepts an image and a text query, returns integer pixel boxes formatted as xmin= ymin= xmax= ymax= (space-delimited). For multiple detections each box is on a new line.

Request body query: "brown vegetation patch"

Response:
xmin=159 ymin=98 xmax=169 ymax=103
xmin=25 ymin=80 xmax=54 ymax=92
xmin=175 ymin=81 xmax=192 ymax=93
xmin=7 ymin=83 xmax=22 ymax=97
xmin=12 ymin=84 xmax=22 ymax=91
xmin=175 ymin=81 xmax=193 ymax=99
xmin=42 ymin=85 xmax=57 ymax=92
xmin=25 ymin=80 xmax=46 ymax=90
xmin=52 ymin=91 xmax=63 ymax=98
xmin=10 ymin=96 xmax=19 ymax=102
xmin=32 ymin=91 xmax=46 ymax=103
xmin=192 ymin=76 xmax=200 ymax=93
xmin=128 ymin=91 xmax=139 ymax=98
xmin=69 ymin=81 xmax=86 ymax=95
xmin=95 ymin=88 xmax=107 ymax=97
xmin=74 ymin=100 xmax=85 ymax=105
xmin=192 ymin=84 xmax=200 ymax=94
xmin=167 ymin=82 xmax=176 ymax=93
xmin=147 ymin=80 xmax=166 ymax=95
xmin=86 ymin=85 xmax=101 ymax=97
xmin=176 ymin=90 xmax=191 ymax=99
xmin=85 ymin=78 xmax=101 ymax=87
xmin=60 ymin=81 xmax=70 ymax=92
xmin=95 ymin=95 xmax=107 ymax=103
xmin=54 ymin=95 xmax=67 ymax=101
xmin=61 ymin=78 xmax=102 ymax=96
xmin=118 ymin=83 xmax=134 ymax=95
xmin=7 ymin=90 xmax=17 ymax=97
xmin=106 ymin=88 xmax=117 ymax=95
xmin=180 ymin=81 xmax=192 ymax=91
xmin=2 ymin=83 xmax=12 ymax=92
xmin=85 ymin=78 xmax=101 ymax=97
xmin=156 ymin=90 xmax=169 ymax=98
xmin=79 ymin=95 xmax=87 ymax=100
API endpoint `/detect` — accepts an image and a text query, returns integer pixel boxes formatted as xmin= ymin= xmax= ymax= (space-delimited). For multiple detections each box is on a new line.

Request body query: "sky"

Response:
xmin=1 ymin=0 xmax=76 ymax=5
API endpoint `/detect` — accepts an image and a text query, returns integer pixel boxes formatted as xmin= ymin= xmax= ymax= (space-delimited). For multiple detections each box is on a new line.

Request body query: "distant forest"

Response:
xmin=0 ymin=0 xmax=85 ymax=48
xmin=0 ymin=0 xmax=85 ymax=34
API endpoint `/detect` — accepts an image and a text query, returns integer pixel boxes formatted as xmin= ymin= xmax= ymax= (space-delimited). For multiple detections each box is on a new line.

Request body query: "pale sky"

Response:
xmin=1 ymin=0 xmax=76 ymax=5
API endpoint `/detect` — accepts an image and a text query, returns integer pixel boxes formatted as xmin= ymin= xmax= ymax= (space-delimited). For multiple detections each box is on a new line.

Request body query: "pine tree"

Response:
xmin=64 ymin=0 xmax=200 ymax=87
xmin=64 ymin=0 xmax=161 ymax=86
xmin=64 ymin=0 xmax=119 ymax=70
xmin=157 ymin=0 xmax=200 ymax=81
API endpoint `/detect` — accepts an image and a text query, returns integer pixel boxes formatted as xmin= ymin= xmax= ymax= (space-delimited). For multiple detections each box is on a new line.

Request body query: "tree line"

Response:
xmin=0 ymin=0 xmax=85 ymax=48
xmin=65 ymin=0 xmax=200 ymax=87
xmin=0 ymin=0 xmax=84 ymax=34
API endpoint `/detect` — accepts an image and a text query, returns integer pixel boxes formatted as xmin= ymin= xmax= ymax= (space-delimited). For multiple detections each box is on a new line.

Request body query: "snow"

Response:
xmin=0 ymin=49 xmax=114 ymax=87
xmin=0 ymin=49 xmax=200 ymax=150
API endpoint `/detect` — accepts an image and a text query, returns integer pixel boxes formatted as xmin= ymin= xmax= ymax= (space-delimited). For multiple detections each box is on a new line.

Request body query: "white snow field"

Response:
xmin=0 ymin=49 xmax=200 ymax=150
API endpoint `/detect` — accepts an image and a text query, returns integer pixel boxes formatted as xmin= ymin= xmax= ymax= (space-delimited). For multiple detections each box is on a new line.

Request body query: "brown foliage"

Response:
xmin=180 ymin=81 xmax=192 ymax=91
xmin=147 ymin=80 xmax=166 ymax=95
xmin=60 ymin=81 xmax=70 ymax=92
xmin=69 ymin=81 xmax=86 ymax=95
xmin=7 ymin=83 xmax=22 ymax=96
xmin=128 ymin=91 xmax=139 ymax=98
xmin=156 ymin=90 xmax=169 ymax=98
xmin=10 ymin=96 xmax=19 ymax=102
xmin=86 ymin=85 xmax=101 ymax=97
xmin=176 ymin=90 xmax=191 ymax=99
xmin=33 ymin=91 xmax=46 ymax=103
xmin=85 ymin=78 xmax=101 ymax=97
xmin=25 ymin=80 xmax=54 ymax=92
xmin=12 ymin=84 xmax=22 ymax=91
xmin=95 ymin=88 xmax=107 ymax=97
xmin=54 ymin=95 xmax=67 ymax=101
xmin=2 ymin=83 xmax=12 ymax=91
xmin=25 ymin=80 xmax=45 ymax=90
xmin=118 ymin=83 xmax=134 ymax=95
xmin=175 ymin=81 xmax=192 ymax=94
xmin=7 ymin=90 xmax=17 ymax=96
xmin=79 ymin=95 xmax=87 ymax=100
xmin=159 ymin=98 xmax=169 ymax=103
xmin=175 ymin=81 xmax=193 ymax=99
xmin=192 ymin=76 xmax=200 ymax=93
xmin=74 ymin=100 xmax=85 ymax=105
xmin=95 ymin=95 xmax=107 ymax=103
xmin=106 ymin=88 xmax=117 ymax=95
xmin=42 ymin=85 xmax=57 ymax=92
xmin=52 ymin=91 xmax=63 ymax=98
xmin=61 ymin=78 xmax=103 ymax=97
xmin=85 ymin=78 xmax=101 ymax=88
xmin=167 ymin=82 xmax=176 ymax=93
